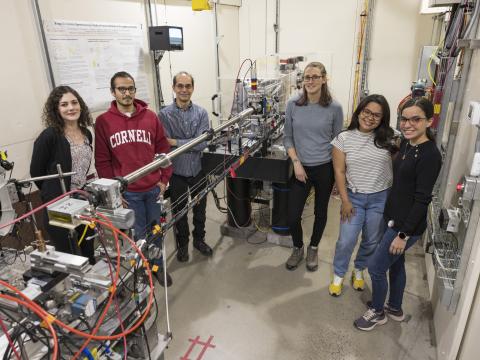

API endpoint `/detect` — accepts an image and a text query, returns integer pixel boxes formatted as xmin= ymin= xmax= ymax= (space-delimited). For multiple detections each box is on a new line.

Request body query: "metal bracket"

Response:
xmin=457 ymin=39 xmax=480 ymax=49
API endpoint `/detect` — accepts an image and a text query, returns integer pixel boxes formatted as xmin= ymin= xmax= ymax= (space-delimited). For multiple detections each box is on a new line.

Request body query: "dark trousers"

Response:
xmin=287 ymin=162 xmax=334 ymax=248
xmin=169 ymin=171 xmax=207 ymax=248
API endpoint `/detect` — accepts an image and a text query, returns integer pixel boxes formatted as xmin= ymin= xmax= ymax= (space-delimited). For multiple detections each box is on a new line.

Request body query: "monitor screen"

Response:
xmin=169 ymin=27 xmax=183 ymax=46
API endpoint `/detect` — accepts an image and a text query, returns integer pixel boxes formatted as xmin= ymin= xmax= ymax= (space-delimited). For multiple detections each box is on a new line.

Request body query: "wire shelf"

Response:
xmin=428 ymin=195 xmax=462 ymax=286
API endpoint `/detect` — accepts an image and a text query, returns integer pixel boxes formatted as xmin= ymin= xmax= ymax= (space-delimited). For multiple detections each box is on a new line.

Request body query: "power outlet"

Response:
xmin=470 ymin=152 xmax=480 ymax=176
xmin=467 ymin=101 xmax=480 ymax=125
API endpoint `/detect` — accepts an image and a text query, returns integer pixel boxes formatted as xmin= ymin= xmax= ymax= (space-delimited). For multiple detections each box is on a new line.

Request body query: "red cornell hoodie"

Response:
xmin=95 ymin=99 xmax=172 ymax=192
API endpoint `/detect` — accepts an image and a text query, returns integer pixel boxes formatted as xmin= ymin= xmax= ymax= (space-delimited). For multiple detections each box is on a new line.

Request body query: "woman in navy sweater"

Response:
xmin=354 ymin=97 xmax=442 ymax=331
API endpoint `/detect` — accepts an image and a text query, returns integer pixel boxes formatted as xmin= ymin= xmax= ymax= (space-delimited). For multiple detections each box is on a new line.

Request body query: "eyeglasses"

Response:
xmin=175 ymin=84 xmax=193 ymax=90
xmin=361 ymin=108 xmax=382 ymax=121
xmin=115 ymin=86 xmax=136 ymax=94
xmin=303 ymin=75 xmax=323 ymax=82
xmin=399 ymin=116 xmax=426 ymax=125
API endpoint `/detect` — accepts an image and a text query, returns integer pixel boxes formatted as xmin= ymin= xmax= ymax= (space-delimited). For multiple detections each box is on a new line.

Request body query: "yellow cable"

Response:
xmin=252 ymin=207 xmax=270 ymax=233
xmin=427 ymin=55 xmax=436 ymax=86
xmin=352 ymin=0 xmax=368 ymax=110
xmin=427 ymin=40 xmax=443 ymax=87
xmin=77 ymin=224 xmax=89 ymax=246
xmin=253 ymin=216 xmax=270 ymax=233
xmin=427 ymin=46 xmax=440 ymax=86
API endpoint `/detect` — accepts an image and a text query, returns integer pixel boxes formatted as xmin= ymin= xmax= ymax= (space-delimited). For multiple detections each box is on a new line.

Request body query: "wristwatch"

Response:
xmin=398 ymin=232 xmax=409 ymax=241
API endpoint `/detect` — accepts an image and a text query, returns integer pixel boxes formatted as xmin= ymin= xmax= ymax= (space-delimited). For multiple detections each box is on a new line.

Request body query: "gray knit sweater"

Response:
xmin=283 ymin=94 xmax=344 ymax=166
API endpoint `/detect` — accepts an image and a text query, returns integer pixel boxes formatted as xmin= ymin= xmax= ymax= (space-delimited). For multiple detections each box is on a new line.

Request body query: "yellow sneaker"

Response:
xmin=352 ymin=269 xmax=365 ymax=291
xmin=329 ymin=275 xmax=344 ymax=297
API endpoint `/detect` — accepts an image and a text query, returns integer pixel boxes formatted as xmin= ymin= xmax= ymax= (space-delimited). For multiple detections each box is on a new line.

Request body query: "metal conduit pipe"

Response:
xmin=464 ymin=0 xmax=480 ymax=39
xmin=360 ymin=0 xmax=375 ymax=98
xmin=122 ymin=107 xmax=255 ymax=186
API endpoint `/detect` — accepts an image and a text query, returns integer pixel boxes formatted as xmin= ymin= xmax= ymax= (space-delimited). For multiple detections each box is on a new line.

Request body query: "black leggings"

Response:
xmin=287 ymin=162 xmax=334 ymax=248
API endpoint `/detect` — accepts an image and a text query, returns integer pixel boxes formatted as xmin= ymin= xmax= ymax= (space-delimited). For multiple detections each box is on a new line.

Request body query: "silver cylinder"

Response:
xmin=123 ymin=107 xmax=255 ymax=186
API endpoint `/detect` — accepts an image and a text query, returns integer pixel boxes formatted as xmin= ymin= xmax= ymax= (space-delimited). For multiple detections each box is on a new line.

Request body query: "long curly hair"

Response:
xmin=42 ymin=86 xmax=92 ymax=134
xmin=348 ymin=94 xmax=398 ymax=154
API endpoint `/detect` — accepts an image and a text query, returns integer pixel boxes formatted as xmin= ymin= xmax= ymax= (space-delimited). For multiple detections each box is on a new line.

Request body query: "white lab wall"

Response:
xmin=1 ymin=0 xmax=238 ymax=181
xmin=153 ymin=0 xmax=215 ymax=111
xmin=155 ymin=1 xmax=241 ymax=123
xmin=1 ymin=1 xmax=51 ymax=180
xmin=239 ymin=0 xmax=434 ymax=125
xmin=368 ymin=0 xmax=434 ymax=119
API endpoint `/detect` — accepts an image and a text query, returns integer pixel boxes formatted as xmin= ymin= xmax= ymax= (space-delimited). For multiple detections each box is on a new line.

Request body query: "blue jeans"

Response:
xmin=333 ymin=189 xmax=388 ymax=277
xmin=123 ymin=186 xmax=163 ymax=266
xmin=368 ymin=226 xmax=420 ymax=312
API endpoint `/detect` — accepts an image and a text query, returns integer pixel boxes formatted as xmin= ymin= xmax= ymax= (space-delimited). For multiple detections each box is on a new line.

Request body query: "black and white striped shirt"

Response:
xmin=331 ymin=129 xmax=392 ymax=194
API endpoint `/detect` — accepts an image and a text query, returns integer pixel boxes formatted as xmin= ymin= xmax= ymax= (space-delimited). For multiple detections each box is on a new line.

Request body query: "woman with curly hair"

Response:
xmin=30 ymin=86 xmax=96 ymax=262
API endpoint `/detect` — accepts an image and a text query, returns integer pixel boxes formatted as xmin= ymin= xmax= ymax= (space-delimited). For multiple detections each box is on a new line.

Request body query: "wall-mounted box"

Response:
xmin=148 ymin=26 xmax=183 ymax=51
xmin=467 ymin=101 xmax=480 ymax=126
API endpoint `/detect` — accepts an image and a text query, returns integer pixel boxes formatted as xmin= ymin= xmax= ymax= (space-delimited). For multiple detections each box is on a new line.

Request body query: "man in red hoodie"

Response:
xmin=95 ymin=71 xmax=173 ymax=286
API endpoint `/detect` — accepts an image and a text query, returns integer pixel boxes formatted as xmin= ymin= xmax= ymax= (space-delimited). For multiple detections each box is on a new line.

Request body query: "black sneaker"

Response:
xmin=354 ymin=308 xmax=388 ymax=331
xmin=366 ymin=301 xmax=405 ymax=322
xmin=384 ymin=304 xmax=405 ymax=321
xmin=193 ymin=240 xmax=213 ymax=257
xmin=177 ymin=246 xmax=189 ymax=262
xmin=154 ymin=268 xmax=172 ymax=287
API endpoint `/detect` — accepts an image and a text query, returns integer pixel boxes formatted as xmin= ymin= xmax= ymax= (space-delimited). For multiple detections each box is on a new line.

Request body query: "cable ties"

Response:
xmin=40 ymin=314 xmax=56 ymax=328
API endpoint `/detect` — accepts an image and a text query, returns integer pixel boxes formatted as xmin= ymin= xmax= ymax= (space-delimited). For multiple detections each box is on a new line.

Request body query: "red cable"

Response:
xmin=0 ymin=219 xmax=154 ymax=342
xmin=0 ymin=293 xmax=59 ymax=360
xmin=96 ymin=228 xmax=128 ymax=359
xmin=73 ymin=213 xmax=122 ymax=359
xmin=0 ymin=316 xmax=21 ymax=360
xmin=0 ymin=212 xmax=154 ymax=358
xmin=0 ymin=189 xmax=90 ymax=231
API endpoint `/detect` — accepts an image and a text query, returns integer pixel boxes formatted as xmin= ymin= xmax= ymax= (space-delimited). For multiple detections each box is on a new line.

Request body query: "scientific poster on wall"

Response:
xmin=44 ymin=20 xmax=151 ymax=112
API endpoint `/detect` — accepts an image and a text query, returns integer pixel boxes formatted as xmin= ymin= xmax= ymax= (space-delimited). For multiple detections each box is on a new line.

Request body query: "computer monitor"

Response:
xmin=149 ymin=26 xmax=184 ymax=51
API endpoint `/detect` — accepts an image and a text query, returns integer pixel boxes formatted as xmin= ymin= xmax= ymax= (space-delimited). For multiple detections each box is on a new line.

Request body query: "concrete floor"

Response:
xmin=155 ymin=194 xmax=436 ymax=360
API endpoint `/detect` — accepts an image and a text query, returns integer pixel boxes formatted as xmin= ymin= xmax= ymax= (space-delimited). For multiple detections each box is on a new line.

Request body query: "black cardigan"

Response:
xmin=30 ymin=127 xmax=93 ymax=202
xmin=383 ymin=139 xmax=442 ymax=236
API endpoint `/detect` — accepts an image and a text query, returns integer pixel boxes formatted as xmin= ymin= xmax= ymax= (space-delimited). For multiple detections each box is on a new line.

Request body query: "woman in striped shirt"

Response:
xmin=329 ymin=94 xmax=397 ymax=296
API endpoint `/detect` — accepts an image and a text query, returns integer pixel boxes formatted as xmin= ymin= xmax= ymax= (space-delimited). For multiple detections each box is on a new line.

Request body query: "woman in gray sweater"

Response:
xmin=283 ymin=61 xmax=343 ymax=271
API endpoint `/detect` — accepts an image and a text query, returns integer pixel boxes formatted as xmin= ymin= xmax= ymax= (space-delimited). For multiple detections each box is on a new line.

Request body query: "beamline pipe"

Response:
xmin=122 ymin=107 xmax=255 ymax=185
